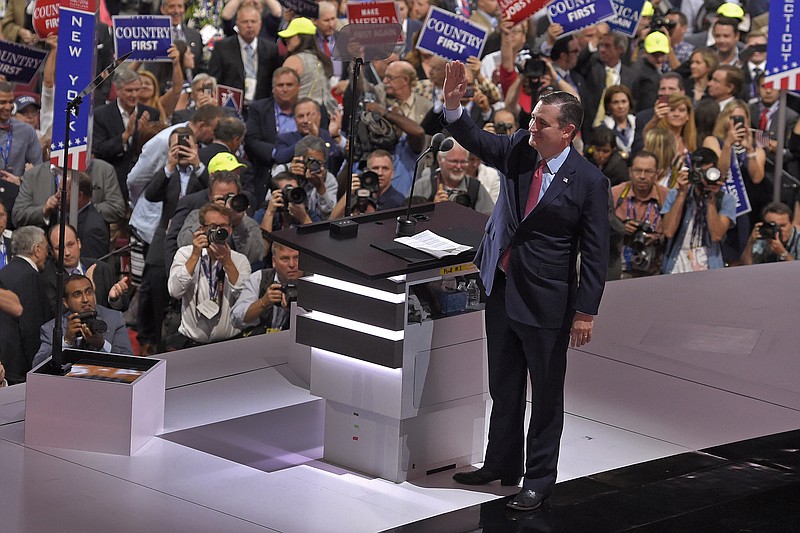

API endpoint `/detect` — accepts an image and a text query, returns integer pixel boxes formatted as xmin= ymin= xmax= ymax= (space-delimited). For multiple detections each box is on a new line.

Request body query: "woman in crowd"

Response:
xmin=601 ymin=85 xmax=637 ymax=158
xmin=644 ymin=127 xmax=680 ymax=189
xmin=686 ymin=49 xmax=718 ymax=105
xmin=280 ymin=18 xmax=336 ymax=112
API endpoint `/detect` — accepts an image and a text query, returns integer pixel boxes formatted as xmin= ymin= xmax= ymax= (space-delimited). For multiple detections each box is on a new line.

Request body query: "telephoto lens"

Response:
xmin=207 ymin=226 xmax=230 ymax=244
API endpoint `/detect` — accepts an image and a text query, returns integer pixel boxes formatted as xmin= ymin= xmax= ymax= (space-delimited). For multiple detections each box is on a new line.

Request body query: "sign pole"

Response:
xmin=772 ymin=89 xmax=788 ymax=203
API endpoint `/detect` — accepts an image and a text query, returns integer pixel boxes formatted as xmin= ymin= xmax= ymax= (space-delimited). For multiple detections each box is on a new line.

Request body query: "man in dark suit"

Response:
xmin=73 ymin=173 xmax=110 ymax=261
xmin=629 ymin=32 xmax=668 ymax=113
xmin=208 ymin=5 xmax=280 ymax=107
xmin=0 ymin=226 xmax=52 ymax=383
xmin=443 ymin=62 xmax=610 ymax=511
xmin=43 ymin=223 xmax=129 ymax=312
xmin=272 ymin=98 xmax=344 ymax=174
xmin=245 ymin=67 xmax=310 ymax=207
xmin=33 ymin=274 xmax=133 ymax=368
xmin=580 ymin=33 xmax=636 ymax=137
xmin=92 ymin=67 xmax=161 ymax=202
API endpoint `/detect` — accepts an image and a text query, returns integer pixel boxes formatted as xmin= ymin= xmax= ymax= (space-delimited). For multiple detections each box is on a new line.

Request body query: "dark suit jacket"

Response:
xmin=208 ymin=36 xmax=280 ymax=102
xmin=77 ymin=204 xmax=110 ymax=261
xmin=164 ymin=189 xmax=209 ymax=271
xmin=0 ymin=257 xmax=53 ymax=382
xmin=92 ymin=102 xmax=161 ymax=201
xmin=144 ymin=164 xmax=209 ymax=267
xmin=33 ymin=304 xmax=133 ymax=368
xmin=750 ymin=102 xmax=799 ymax=149
xmin=581 ymin=58 xmax=637 ymax=137
xmin=630 ymin=58 xmax=662 ymax=113
xmin=449 ymin=113 xmax=609 ymax=329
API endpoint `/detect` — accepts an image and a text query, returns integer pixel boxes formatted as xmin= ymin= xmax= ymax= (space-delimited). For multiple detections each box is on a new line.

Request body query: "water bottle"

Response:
xmin=466 ymin=279 xmax=480 ymax=309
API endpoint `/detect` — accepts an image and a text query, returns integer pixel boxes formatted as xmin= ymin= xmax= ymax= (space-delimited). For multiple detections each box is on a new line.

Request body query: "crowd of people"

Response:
xmin=0 ymin=0 xmax=793 ymax=386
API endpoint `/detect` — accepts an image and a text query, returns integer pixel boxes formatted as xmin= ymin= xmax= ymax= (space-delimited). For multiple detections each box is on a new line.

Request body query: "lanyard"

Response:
xmin=0 ymin=128 xmax=13 ymax=171
xmin=626 ymin=196 xmax=660 ymax=228
xmin=200 ymin=253 xmax=224 ymax=303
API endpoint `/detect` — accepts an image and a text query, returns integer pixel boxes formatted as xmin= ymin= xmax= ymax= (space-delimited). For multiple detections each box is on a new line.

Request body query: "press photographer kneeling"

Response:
xmin=740 ymin=203 xmax=799 ymax=265
xmin=33 ymin=274 xmax=134 ymax=367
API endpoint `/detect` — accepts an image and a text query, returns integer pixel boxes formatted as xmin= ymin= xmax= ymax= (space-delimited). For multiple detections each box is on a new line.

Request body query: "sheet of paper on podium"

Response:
xmin=395 ymin=230 xmax=472 ymax=259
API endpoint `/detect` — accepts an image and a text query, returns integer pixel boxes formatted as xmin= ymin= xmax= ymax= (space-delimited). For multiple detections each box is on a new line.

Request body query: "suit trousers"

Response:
xmin=483 ymin=270 xmax=571 ymax=493
xmin=136 ymin=263 xmax=169 ymax=347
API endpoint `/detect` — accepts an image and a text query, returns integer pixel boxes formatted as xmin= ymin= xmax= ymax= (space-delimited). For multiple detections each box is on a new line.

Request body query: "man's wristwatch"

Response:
xmin=779 ymin=252 xmax=788 ymax=261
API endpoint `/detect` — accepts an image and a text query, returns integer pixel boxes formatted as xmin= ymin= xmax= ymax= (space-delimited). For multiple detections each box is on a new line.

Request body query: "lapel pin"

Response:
xmin=562 ymin=177 xmax=569 ymax=183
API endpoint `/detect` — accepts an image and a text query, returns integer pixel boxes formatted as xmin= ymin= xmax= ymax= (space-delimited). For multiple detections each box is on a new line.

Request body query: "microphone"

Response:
xmin=396 ymin=133 xmax=450 ymax=236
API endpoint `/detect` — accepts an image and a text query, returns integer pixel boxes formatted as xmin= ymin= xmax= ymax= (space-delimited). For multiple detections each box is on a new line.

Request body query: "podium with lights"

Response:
xmin=271 ymin=202 xmax=489 ymax=482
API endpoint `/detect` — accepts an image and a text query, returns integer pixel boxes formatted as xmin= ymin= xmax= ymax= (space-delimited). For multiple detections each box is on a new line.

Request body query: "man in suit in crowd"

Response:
xmin=92 ymin=67 xmax=161 ymax=203
xmin=149 ymin=0 xmax=204 ymax=90
xmin=751 ymin=73 xmax=798 ymax=157
xmin=12 ymin=160 xmax=127 ymax=229
xmin=245 ymin=67 xmax=304 ymax=207
xmin=43 ymin=223 xmax=129 ymax=312
xmin=442 ymin=62 xmax=609 ymax=511
xmin=580 ymin=32 xmax=636 ymax=136
xmin=208 ymin=5 xmax=280 ymax=107
xmin=0 ymin=226 xmax=52 ymax=383
xmin=33 ymin=273 xmax=134 ymax=368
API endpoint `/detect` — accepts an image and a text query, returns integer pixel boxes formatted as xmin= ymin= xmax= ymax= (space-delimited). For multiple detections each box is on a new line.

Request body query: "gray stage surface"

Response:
xmin=0 ymin=262 xmax=797 ymax=532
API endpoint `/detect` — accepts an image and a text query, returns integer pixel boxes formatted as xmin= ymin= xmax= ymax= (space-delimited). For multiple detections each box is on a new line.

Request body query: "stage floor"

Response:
xmin=1 ymin=261 xmax=798 ymax=532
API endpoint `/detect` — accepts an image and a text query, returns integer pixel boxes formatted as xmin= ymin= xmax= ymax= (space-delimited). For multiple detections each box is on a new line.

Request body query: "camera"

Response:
xmin=359 ymin=170 xmax=380 ymax=194
xmin=281 ymin=185 xmax=307 ymax=206
xmin=759 ymin=221 xmax=780 ymax=240
xmin=650 ymin=16 xmax=677 ymax=32
xmin=75 ymin=310 xmax=108 ymax=335
xmin=494 ymin=122 xmax=514 ymax=134
xmin=630 ymin=221 xmax=656 ymax=271
xmin=354 ymin=188 xmax=377 ymax=213
xmin=452 ymin=192 xmax=474 ymax=209
xmin=688 ymin=152 xmax=722 ymax=187
xmin=305 ymin=157 xmax=323 ymax=174
xmin=223 ymin=192 xmax=249 ymax=213
xmin=280 ymin=282 xmax=298 ymax=303
xmin=206 ymin=225 xmax=229 ymax=245
xmin=515 ymin=46 xmax=546 ymax=80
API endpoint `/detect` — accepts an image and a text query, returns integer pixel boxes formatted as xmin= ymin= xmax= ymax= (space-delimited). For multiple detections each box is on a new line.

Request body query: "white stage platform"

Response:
xmin=1 ymin=261 xmax=798 ymax=532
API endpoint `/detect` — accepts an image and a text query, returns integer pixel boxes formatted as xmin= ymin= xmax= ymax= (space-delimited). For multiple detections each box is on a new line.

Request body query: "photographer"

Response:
xmin=168 ymin=203 xmax=251 ymax=346
xmin=262 ymin=173 xmax=312 ymax=234
xmin=231 ymin=242 xmax=303 ymax=334
xmin=740 ymin=203 xmax=799 ymax=265
xmin=611 ymin=151 xmax=669 ymax=278
xmin=33 ymin=274 xmax=133 ymax=367
xmin=661 ymin=148 xmax=737 ymax=273
xmin=273 ymin=135 xmax=338 ymax=222
xmin=330 ymin=150 xmax=406 ymax=219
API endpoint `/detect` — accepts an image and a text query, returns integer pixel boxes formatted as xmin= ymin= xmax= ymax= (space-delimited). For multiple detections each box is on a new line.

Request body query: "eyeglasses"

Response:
xmin=630 ymin=168 xmax=657 ymax=177
xmin=382 ymin=74 xmax=405 ymax=82
xmin=444 ymin=159 xmax=468 ymax=166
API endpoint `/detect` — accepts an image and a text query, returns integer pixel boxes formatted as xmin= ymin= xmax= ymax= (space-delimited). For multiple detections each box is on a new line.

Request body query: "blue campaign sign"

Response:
xmin=765 ymin=1 xmax=800 ymax=90
xmin=0 ymin=41 xmax=48 ymax=84
xmin=606 ymin=0 xmax=646 ymax=38
xmin=112 ymin=15 xmax=172 ymax=61
xmin=724 ymin=167 xmax=752 ymax=217
xmin=547 ymin=0 xmax=616 ymax=36
xmin=416 ymin=7 xmax=488 ymax=62
xmin=51 ymin=5 xmax=97 ymax=171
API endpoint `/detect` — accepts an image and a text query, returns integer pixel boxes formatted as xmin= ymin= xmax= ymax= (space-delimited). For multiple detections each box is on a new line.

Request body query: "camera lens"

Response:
xmin=306 ymin=158 xmax=322 ymax=173
xmin=282 ymin=185 xmax=307 ymax=205
xmin=207 ymin=227 xmax=229 ymax=244
xmin=228 ymin=193 xmax=249 ymax=213
xmin=360 ymin=171 xmax=380 ymax=192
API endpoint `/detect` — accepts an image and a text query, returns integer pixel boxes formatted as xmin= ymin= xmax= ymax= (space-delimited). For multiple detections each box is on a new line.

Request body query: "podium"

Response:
xmin=271 ymin=202 xmax=489 ymax=482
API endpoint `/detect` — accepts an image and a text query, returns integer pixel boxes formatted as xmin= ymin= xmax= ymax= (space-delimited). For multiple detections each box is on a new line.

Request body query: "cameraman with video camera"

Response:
xmin=168 ymin=203 xmax=251 ymax=346
xmin=661 ymin=147 xmax=737 ymax=273
xmin=611 ymin=151 xmax=669 ymax=278
xmin=740 ymin=203 xmax=799 ymax=265
xmin=33 ymin=274 xmax=133 ymax=367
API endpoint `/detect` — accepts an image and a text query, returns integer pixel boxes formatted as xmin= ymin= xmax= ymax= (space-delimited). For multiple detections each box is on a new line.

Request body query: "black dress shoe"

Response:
xmin=506 ymin=489 xmax=549 ymax=511
xmin=452 ymin=468 xmax=521 ymax=486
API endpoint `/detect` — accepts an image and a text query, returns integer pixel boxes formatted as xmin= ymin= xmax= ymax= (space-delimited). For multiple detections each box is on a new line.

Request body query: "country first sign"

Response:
xmin=416 ymin=7 xmax=488 ymax=62
xmin=112 ymin=16 xmax=172 ymax=61
xmin=547 ymin=0 xmax=616 ymax=36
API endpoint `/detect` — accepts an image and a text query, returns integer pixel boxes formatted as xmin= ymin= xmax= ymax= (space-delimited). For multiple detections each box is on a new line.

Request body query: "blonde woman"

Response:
xmin=644 ymin=127 xmax=681 ymax=188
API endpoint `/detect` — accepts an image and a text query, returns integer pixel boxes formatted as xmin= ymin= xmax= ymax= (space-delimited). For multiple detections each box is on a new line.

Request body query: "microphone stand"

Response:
xmin=343 ymin=58 xmax=363 ymax=218
xmin=50 ymin=52 xmax=132 ymax=373
xmin=395 ymin=133 xmax=453 ymax=236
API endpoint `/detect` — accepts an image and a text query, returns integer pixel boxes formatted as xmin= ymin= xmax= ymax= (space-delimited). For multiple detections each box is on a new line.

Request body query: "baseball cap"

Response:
xmin=644 ymin=31 xmax=670 ymax=55
xmin=717 ymin=3 xmax=745 ymax=20
xmin=208 ymin=152 xmax=245 ymax=174
xmin=641 ymin=1 xmax=655 ymax=17
xmin=277 ymin=17 xmax=318 ymax=39
xmin=14 ymin=95 xmax=40 ymax=113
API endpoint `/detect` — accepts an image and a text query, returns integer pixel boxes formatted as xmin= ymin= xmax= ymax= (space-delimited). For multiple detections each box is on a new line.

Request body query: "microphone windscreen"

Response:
xmin=430 ymin=132 xmax=445 ymax=151
xmin=439 ymin=138 xmax=455 ymax=152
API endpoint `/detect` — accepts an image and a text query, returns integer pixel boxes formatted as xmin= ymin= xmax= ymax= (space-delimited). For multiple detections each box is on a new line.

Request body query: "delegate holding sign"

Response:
xmin=605 ymin=0 xmax=646 ymax=38
xmin=416 ymin=7 xmax=487 ymax=62
xmin=547 ymin=0 xmax=616 ymax=36
xmin=113 ymin=15 xmax=172 ymax=61
xmin=0 ymin=41 xmax=48 ymax=84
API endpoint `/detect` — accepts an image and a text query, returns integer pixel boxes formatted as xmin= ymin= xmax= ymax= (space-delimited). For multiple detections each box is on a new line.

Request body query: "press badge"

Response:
xmin=197 ymin=300 xmax=220 ymax=319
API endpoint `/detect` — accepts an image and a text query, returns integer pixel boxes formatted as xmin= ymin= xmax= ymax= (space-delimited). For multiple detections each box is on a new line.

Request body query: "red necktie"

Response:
xmin=500 ymin=159 xmax=547 ymax=272
xmin=323 ymin=39 xmax=331 ymax=57
xmin=759 ymin=108 xmax=769 ymax=131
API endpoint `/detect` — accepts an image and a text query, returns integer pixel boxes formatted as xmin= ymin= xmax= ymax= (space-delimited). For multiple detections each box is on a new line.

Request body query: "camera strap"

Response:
xmin=200 ymin=254 xmax=224 ymax=305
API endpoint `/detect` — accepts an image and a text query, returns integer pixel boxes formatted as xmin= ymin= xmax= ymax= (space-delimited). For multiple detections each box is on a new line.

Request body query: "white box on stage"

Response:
xmin=25 ymin=349 xmax=166 ymax=456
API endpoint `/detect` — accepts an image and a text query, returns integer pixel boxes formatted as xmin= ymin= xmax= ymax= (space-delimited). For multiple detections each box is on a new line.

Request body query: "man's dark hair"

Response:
xmin=590 ymin=125 xmax=615 ymax=147
xmin=214 ymin=117 xmax=245 ymax=142
xmin=692 ymin=147 xmax=719 ymax=167
xmin=63 ymin=273 xmax=93 ymax=298
xmin=715 ymin=16 xmax=741 ymax=34
xmin=191 ymin=105 xmax=225 ymax=125
xmin=78 ymin=172 xmax=93 ymax=198
xmin=713 ymin=65 xmax=745 ymax=99
xmin=539 ymin=91 xmax=583 ymax=139
xmin=209 ymin=170 xmax=242 ymax=192
xmin=762 ymin=202 xmax=792 ymax=219
xmin=199 ymin=202 xmax=233 ymax=226
xmin=271 ymin=171 xmax=298 ymax=190
xmin=630 ymin=150 xmax=659 ymax=167
xmin=666 ymin=9 xmax=688 ymax=26
xmin=661 ymin=72 xmax=685 ymax=92
xmin=550 ymin=35 xmax=575 ymax=61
